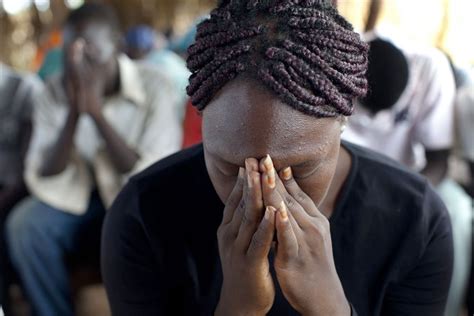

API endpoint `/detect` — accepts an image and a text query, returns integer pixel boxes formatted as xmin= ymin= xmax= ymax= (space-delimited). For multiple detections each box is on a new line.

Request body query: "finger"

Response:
xmin=235 ymin=161 xmax=264 ymax=252
xmin=275 ymin=201 xmax=298 ymax=260
xmin=270 ymin=172 xmax=315 ymax=231
xmin=247 ymin=206 xmax=276 ymax=259
xmin=228 ymin=161 xmax=252 ymax=234
xmin=260 ymin=156 xmax=305 ymax=236
xmin=221 ymin=167 xmax=245 ymax=225
xmin=260 ymin=155 xmax=281 ymax=209
xmin=245 ymin=157 xmax=259 ymax=172
xmin=279 ymin=167 xmax=321 ymax=218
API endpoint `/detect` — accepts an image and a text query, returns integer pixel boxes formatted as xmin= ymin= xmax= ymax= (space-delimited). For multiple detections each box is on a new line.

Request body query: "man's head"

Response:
xmin=361 ymin=38 xmax=409 ymax=113
xmin=125 ymin=25 xmax=155 ymax=60
xmin=63 ymin=3 xmax=121 ymax=69
xmin=186 ymin=0 xmax=369 ymax=204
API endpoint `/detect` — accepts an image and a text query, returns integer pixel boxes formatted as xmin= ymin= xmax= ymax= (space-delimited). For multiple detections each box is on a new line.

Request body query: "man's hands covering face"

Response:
xmin=216 ymin=156 xmax=350 ymax=316
xmin=65 ymin=39 xmax=108 ymax=118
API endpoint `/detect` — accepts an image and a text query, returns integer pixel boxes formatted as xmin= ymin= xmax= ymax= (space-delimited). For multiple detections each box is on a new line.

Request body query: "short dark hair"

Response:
xmin=361 ymin=38 xmax=409 ymax=113
xmin=186 ymin=0 xmax=369 ymax=118
xmin=65 ymin=2 xmax=121 ymax=36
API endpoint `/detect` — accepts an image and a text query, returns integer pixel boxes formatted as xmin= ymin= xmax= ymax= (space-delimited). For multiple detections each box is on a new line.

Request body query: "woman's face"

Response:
xmin=203 ymin=78 xmax=343 ymax=207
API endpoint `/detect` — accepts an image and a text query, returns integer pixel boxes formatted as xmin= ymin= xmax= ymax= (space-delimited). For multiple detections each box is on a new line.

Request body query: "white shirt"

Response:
xmin=455 ymin=82 xmax=474 ymax=161
xmin=343 ymin=37 xmax=456 ymax=171
xmin=25 ymin=55 xmax=183 ymax=214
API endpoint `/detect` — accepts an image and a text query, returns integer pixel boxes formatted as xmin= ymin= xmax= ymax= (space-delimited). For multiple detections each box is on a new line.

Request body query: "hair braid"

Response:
xmin=187 ymin=0 xmax=368 ymax=118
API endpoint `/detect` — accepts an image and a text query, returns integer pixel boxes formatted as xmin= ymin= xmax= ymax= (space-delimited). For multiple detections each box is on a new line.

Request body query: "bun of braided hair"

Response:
xmin=186 ymin=0 xmax=369 ymax=118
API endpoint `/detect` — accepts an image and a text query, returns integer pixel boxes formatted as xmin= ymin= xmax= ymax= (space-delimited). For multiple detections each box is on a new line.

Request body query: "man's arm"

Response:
xmin=40 ymin=109 xmax=79 ymax=176
xmin=89 ymin=103 xmax=140 ymax=174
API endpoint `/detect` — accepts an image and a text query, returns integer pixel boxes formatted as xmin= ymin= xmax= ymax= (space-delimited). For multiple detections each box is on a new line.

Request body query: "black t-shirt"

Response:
xmin=102 ymin=142 xmax=453 ymax=316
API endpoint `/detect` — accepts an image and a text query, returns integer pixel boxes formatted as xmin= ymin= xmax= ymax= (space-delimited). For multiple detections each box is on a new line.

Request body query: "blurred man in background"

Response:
xmin=5 ymin=4 xmax=183 ymax=316
xmin=0 ymin=62 xmax=43 ymax=314
xmin=342 ymin=34 xmax=472 ymax=316
xmin=125 ymin=25 xmax=189 ymax=121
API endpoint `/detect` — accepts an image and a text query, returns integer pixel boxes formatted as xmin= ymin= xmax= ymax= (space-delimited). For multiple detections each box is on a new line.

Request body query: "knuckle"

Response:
xmin=285 ymin=195 xmax=297 ymax=209
xmin=241 ymin=211 xmax=255 ymax=226
xmin=319 ymin=217 xmax=330 ymax=231
xmin=307 ymin=222 xmax=324 ymax=238
xmin=295 ymin=191 xmax=308 ymax=203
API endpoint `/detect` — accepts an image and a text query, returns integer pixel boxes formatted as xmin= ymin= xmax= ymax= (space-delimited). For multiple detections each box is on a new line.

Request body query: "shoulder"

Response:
xmin=346 ymin=141 xmax=448 ymax=225
xmin=132 ymin=59 xmax=177 ymax=91
xmin=346 ymin=143 xmax=450 ymax=242
xmin=131 ymin=144 xmax=204 ymax=186
xmin=111 ymin=144 xmax=206 ymax=217
xmin=345 ymin=142 xmax=452 ymax=269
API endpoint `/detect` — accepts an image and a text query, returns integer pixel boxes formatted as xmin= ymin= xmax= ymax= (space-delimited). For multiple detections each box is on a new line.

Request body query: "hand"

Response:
xmin=65 ymin=39 xmax=106 ymax=118
xmin=216 ymin=159 xmax=276 ymax=316
xmin=259 ymin=155 xmax=350 ymax=316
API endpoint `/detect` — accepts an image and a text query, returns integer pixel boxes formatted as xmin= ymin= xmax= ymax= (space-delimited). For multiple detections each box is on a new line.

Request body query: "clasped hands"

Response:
xmin=64 ymin=39 xmax=107 ymax=118
xmin=216 ymin=155 xmax=350 ymax=316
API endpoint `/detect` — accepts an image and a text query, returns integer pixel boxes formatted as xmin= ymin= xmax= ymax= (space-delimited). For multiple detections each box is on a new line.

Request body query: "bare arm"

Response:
xmin=89 ymin=105 xmax=139 ymax=174
xmin=40 ymin=110 xmax=79 ymax=177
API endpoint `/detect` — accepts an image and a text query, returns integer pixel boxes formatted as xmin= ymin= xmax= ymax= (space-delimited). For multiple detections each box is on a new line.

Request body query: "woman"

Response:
xmin=102 ymin=1 xmax=453 ymax=315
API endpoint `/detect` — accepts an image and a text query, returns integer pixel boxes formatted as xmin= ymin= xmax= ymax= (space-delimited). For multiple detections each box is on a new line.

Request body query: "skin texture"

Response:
xmin=40 ymin=21 xmax=140 ymax=177
xmin=204 ymin=77 xmax=352 ymax=316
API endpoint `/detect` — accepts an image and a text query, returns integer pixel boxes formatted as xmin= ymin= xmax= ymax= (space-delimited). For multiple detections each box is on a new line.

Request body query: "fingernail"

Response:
xmin=282 ymin=167 xmax=292 ymax=181
xmin=265 ymin=173 xmax=276 ymax=189
xmin=263 ymin=154 xmax=274 ymax=173
xmin=238 ymin=167 xmax=244 ymax=179
xmin=265 ymin=206 xmax=276 ymax=220
xmin=279 ymin=201 xmax=288 ymax=221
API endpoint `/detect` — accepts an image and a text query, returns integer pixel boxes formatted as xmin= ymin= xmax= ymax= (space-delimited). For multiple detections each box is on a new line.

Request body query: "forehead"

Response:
xmin=202 ymin=78 xmax=340 ymax=165
xmin=63 ymin=22 xmax=113 ymax=44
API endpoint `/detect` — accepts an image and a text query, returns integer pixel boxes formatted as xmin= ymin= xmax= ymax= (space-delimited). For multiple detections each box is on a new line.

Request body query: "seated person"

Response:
xmin=0 ymin=63 xmax=43 ymax=313
xmin=102 ymin=1 xmax=453 ymax=315
xmin=125 ymin=25 xmax=190 ymax=121
xmin=342 ymin=35 xmax=471 ymax=316
xmin=5 ymin=4 xmax=183 ymax=316
xmin=455 ymin=77 xmax=474 ymax=197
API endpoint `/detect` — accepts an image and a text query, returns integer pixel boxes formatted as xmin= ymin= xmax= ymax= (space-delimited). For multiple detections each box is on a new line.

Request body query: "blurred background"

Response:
xmin=0 ymin=0 xmax=473 ymax=71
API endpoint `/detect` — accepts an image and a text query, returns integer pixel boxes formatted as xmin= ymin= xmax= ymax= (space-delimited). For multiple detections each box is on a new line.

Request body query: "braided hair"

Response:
xmin=186 ymin=0 xmax=369 ymax=117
